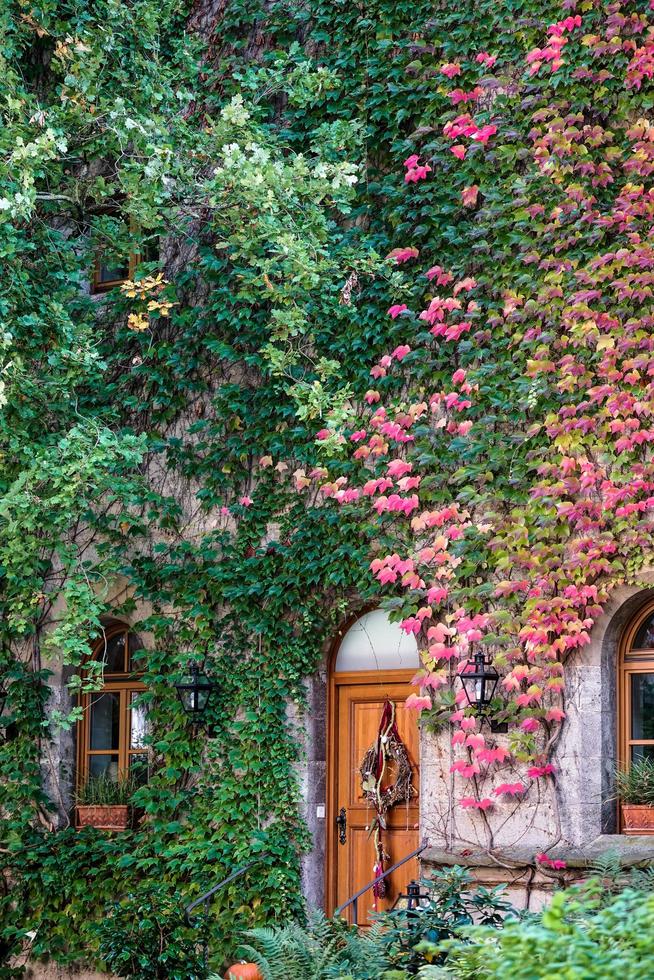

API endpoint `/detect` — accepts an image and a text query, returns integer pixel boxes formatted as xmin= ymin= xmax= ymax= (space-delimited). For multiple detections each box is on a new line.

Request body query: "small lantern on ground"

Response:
xmin=460 ymin=651 xmax=507 ymax=732
xmin=392 ymin=879 xmax=430 ymax=916
xmin=174 ymin=663 xmax=216 ymax=724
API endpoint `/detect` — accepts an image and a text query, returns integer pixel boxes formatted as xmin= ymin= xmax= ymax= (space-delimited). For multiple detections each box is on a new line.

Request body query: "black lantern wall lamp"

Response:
xmin=174 ymin=662 xmax=217 ymax=725
xmin=460 ymin=650 xmax=507 ymax=733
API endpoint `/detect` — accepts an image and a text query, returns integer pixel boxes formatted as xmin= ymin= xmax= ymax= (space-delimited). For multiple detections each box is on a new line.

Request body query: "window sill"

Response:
xmin=423 ymin=835 xmax=654 ymax=869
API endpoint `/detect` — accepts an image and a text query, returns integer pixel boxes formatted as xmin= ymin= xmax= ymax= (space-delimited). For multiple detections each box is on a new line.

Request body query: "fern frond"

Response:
xmin=586 ymin=849 xmax=624 ymax=884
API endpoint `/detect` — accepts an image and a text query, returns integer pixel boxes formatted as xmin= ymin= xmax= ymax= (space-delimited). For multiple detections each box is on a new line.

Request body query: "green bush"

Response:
xmin=92 ymin=882 xmax=205 ymax=979
xmin=439 ymin=887 xmax=654 ymax=979
xmin=373 ymin=866 xmax=516 ymax=975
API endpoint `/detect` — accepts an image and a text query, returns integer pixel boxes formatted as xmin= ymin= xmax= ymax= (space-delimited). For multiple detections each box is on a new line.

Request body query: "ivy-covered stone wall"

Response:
xmin=2 ymin=0 xmax=654 ymax=976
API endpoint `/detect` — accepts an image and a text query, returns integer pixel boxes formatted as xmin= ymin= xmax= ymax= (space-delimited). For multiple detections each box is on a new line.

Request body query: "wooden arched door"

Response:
xmin=326 ymin=611 xmax=421 ymax=923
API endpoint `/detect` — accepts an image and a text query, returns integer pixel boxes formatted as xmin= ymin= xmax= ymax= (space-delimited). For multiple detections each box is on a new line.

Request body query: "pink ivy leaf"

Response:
xmin=546 ymin=707 xmax=566 ymax=722
xmin=477 ymin=746 xmax=510 ymax=765
xmin=405 ymin=693 xmax=432 ymax=711
xmin=441 ymin=62 xmax=462 ymax=78
xmin=387 ymin=246 xmax=420 ymax=263
xmin=493 ymin=782 xmax=525 ymax=796
xmin=460 ymin=797 xmax=493 ymax=810
xmin=476 ymin=51 xmax=497 ymax=67
xmin=405 ymin=163 xmax=432 ymax=183
xmin=536 ymin=852 xmax=567 ymax=870
xmin=527 ymin=764 xmax=556 ymax=779
xmin=461 ymin=185 xmax=479 ymax=206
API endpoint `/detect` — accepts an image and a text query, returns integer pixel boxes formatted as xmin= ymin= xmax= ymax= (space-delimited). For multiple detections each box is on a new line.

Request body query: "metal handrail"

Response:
xmin=335 ymin=838 xmax=429 ymax=925
xmin=184 ymin=853 xmax=270 ymax=926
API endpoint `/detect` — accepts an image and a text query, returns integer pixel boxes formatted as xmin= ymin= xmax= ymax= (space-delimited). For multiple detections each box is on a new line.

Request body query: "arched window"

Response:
xmin=334 ymin=609 xmax=420 ymax=672
xmin=619 ymin=601 xmax=654 ymax=766
xmin=77 ymin=624 xmax=149 ymax=786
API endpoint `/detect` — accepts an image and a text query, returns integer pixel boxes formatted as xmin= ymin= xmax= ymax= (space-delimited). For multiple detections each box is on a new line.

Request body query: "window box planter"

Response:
xmin=621 ymin=804 xmax=654 ymax=835
xmin=75 ymin=804 xmax=130 ymax=831
xmin=613 ymin=758 xmax=654 ymax=834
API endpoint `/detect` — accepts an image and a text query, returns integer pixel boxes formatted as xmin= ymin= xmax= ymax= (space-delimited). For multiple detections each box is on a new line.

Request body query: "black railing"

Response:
xmin=184 ymin=853 xmax=270 ymax=969
xmin=335 ymin=838 xmax=429 ymax=926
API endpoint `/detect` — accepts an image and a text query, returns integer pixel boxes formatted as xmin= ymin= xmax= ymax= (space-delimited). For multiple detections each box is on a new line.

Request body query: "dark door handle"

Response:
xmin=336 ymin=807 xmax=347 ymax=845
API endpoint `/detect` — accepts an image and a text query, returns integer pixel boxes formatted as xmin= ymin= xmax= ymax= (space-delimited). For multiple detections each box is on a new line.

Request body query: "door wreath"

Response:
xmin=359 ymin=699 xmax=415 ymax=906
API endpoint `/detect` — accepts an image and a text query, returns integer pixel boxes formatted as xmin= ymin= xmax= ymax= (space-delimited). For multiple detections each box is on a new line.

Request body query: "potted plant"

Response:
xmin=75 ymin=773 xmax=135 ymax=830
xmin=616 ymin=758 xmax=654 ymax=834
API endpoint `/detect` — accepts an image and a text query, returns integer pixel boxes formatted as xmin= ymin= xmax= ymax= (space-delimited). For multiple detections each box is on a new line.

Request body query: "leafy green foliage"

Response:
xmin=224 ymin=883 xmax=654 ymax=980
xmin=375 ymin=866 xmax=516 ymax=974
xmin=93 ymin=881 xmax=206 ymax=979
xmin=440 ymin=887 xmax=654 ymax=979
xmin=226 ymin=870 xmax=516 ymax=979
xmin=222 ymin=909 xmax=390 ymax=980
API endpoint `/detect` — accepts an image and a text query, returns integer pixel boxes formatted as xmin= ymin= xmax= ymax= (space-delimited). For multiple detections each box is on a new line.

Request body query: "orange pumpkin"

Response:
xmin=225 ymin=964 xmax=263 ymax=980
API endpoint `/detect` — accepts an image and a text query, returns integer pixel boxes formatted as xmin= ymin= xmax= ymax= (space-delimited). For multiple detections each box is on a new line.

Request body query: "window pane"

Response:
xmin=129 ymin=692 xmax=149 ymax=749
xmin=633 ymin=614 xmax=654 ymax=649
xmin=89 ymin=754 xmax=119 ymax=779
xmin=632 ymin=744 xmax=654 ymax=762
xmin=90 ymin=692 xmax=120 ymax=750
xmin=334 ymin=609 xmax=420 ymax=671
xmin=98 ymin=261 xmax=128 ymax=284
xmin=128 ymin=633 xmax=146 ymax=673
xmin=631 ymin=674 xmax=654 ymax=740
xmin=102 ymin=632 xmax=127 ymax=672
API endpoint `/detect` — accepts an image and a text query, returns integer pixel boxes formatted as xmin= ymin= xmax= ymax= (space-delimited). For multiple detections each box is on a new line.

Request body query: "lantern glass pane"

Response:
xmin=176 ymin=673 xmax=213 ymax=715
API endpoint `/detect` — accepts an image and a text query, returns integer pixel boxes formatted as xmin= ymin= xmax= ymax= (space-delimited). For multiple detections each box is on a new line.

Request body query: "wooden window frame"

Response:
xmin=91 ymin=251 xmax=138 ymax=295
xmin=90 ymin=208 xmax=157 ymax=295
xmin=618 ymin=599 xmax=654 ymax=778
xmin=76 ymin=625 xmax=147 ymax=788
